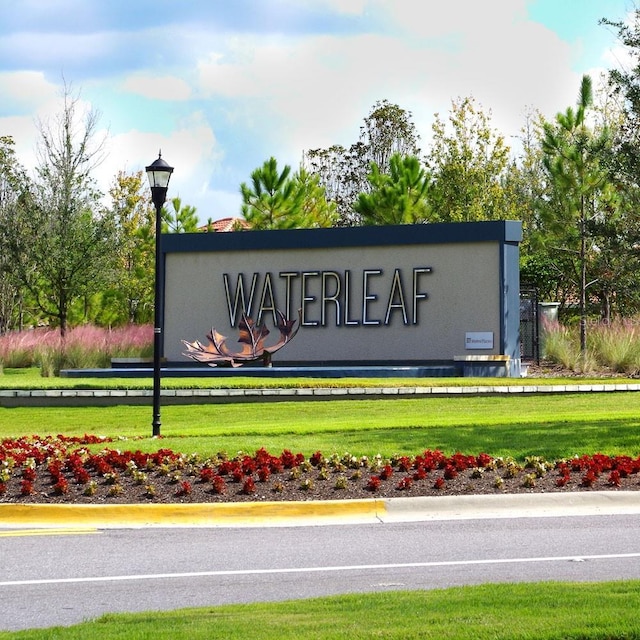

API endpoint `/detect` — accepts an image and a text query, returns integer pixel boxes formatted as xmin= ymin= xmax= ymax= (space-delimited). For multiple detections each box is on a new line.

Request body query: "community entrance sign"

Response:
xmin=161 ymin=221 xmax=522 ymax=376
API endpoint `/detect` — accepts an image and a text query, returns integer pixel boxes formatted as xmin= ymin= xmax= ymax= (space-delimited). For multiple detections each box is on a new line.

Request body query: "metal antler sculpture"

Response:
xmin=182 ymin=309 xmax=301 ymax=367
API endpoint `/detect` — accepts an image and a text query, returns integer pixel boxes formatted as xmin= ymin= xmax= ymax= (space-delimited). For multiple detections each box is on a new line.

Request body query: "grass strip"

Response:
xmin=0 ymin=367 xmax=634 ymax=390
xmin=2 ymin=581 xmax=640 ymax=639
xmin=2 ymin=393 xmax=640 ymax=460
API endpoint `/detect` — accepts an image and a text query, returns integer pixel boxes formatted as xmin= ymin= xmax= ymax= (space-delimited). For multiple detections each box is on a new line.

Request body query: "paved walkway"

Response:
xmin=1 ymin=381 xmax=639 ymax=406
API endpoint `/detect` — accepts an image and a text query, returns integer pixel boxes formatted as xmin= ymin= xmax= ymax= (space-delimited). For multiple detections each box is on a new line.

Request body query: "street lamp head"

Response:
xmin=146 ymin=151 xmax=174 ymax=208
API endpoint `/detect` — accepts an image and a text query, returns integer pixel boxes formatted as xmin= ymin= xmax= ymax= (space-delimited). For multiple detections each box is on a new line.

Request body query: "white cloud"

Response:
xmin=0 ymin=71 xmax=57 ymax=112
xmin=96 ymin=111 xmax=221 ymax=221
xmin=378 ymin=0 xmax=530 ymax=39
xmin=303 ymin=0 xmax=368 ymax=15
xmin=194 ymin=1 xmax=587 ymax=165
xmin=0 ymin=76 xmax=100 ymax=178
xmin=121 ymin=74 xmax=192 ymax=101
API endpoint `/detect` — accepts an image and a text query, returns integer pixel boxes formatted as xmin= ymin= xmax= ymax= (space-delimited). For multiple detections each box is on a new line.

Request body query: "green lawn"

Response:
xmin=2 ymin=581 xmax=640 ymax=639
xmin=2 ymin=392 xmax=639 ymax=460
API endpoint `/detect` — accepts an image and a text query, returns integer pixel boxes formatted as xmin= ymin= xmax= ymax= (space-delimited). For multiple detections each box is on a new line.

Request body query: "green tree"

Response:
xmin=304 ymin=100 xmax=421 ymax=225
xmin=107 ymin=170 xmax=155 ymax=324
xmin=539 ymin=75 xmax=618 ymax=351
xmin=0 ymin=136 xmax=31 ymax=333
xmin=241 ymin=157 xmax=336 ymax=229
xmin=500 ymin=110 xmax=568 ymax=300
xmin=598 ymin=12 xmax=640 ymax=316
xmin=354 ymin=154 xmax=433 ymax=225
xmin=426 ymin=96 xmax=513 ymax=222
xmin=162 ymin=196 xmax=199 ymax=233
xmin=241 ymin=157 xmax=303 ymax=229
xmin=0 ymin=87 xmax=118 ymax=336
xmin=601 ymin=12 xmax=640 ymax=185
xmin=294 ymin=168 xmax=338 ymax=228
xmin=360 ymin=99 xmax=421 ymax=175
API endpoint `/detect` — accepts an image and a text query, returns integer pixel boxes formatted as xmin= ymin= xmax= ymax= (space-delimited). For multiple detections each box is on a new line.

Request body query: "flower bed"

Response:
xmin=2 ymin=435 xmax=640 ymax=504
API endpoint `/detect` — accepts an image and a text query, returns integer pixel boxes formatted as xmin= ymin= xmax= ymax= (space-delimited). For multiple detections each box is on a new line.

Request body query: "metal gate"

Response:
xmin=520 ymin=287 xmax=539 ymax=363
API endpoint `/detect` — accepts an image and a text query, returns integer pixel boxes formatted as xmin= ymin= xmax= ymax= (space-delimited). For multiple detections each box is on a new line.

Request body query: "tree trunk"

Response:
xmin=579 ymin=195 xmax=587 ymax=354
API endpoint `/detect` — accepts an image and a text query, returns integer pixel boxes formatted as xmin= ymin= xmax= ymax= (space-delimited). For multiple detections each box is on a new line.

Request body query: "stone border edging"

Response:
xmin=1 ymin=383 xmax=639 ymax=407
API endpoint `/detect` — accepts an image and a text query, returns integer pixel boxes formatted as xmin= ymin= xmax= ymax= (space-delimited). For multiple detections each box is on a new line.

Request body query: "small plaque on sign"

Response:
xmin=465 ymin=332 xmax=494 ymax=350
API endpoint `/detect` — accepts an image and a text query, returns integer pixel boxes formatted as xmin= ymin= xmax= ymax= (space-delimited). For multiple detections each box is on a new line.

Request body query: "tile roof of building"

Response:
xmin=200 ymin=217 xmax=250 ymax=232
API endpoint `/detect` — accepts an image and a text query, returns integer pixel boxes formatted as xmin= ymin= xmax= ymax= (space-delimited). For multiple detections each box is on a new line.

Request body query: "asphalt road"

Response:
xmin=2 ymin=513 xmax=640 ymax=632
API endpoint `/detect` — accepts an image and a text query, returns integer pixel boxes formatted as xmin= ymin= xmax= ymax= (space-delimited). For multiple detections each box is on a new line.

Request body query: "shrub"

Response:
xmin=588 ymin=321 xmax=640 ymax=374
xmin=542 ymin=321 xmax=591 ymax=371
xmin=542 ymin=318 xmax=640 ymax=374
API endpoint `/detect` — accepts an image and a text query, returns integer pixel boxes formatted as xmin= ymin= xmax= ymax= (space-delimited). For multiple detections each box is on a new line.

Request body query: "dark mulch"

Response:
xmin=2 ymin=458 xmax=638 ymax=505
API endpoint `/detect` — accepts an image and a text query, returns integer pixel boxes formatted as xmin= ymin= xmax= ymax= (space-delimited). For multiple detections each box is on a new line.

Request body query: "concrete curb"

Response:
xmin=0 ymin=499 xmax=386 ymax=528
xmin=1 ymin=492 xmax=639 ymax=529
xmin=382 ymin=491 xmax=640 ymax=522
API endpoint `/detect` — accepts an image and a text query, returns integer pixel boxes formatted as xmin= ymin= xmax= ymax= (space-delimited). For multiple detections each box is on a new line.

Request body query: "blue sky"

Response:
xmin=0 ymin=0 xmax=632 ymax=222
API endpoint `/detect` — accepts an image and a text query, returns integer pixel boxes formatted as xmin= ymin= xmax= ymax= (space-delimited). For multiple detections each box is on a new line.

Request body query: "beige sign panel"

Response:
xmin=162 ymin=227 xmax=513 ymax=365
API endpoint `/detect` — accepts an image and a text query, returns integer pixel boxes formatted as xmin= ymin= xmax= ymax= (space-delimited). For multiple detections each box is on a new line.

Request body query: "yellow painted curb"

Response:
xmin=0 ymin=499 xmax=386 ymax=528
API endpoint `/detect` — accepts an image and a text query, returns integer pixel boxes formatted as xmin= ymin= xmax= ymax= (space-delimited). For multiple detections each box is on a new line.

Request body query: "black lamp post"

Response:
xmin=146 ymin=152 xmax=174 ymax=436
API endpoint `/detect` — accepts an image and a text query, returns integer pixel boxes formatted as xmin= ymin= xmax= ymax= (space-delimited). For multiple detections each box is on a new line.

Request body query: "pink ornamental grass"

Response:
xmin=0 ymin=324 xmax=153 ymax=372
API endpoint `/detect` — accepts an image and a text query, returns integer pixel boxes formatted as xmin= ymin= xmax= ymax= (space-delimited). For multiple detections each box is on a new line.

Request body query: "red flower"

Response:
xmin=367 ymin=476 xmax=381 ymax=491
xmin=20 ymin=480 xmax=35 ymax=495
xmin=450 ymin=453 xmax=474 ymax=471
xmin=280 ymin=449 xmax=298 ymax=469
xmin=419 ymin=450 xmax=446 ymax=471
xmin=433 ymin=477 xmax=445 ymax=490
xmin=413 ymin=467 xmax=428 ymax=481
xmin=73 ymin=468 xmax=90 ymax=484
xmin=241 ymin=477 xmax=256 ymax=495
xmin=217 ymin=460 xmax=236 ymax=476
xmin=608 ymin=470 xmax=622 ymax=487
xmin=310 ymin=451 xmax=324 ymax=467
xmin=581 ymin=469 xmax=598 ymax=487
xmin=443 ymin=465 xmax=458 ymax=480
xmin=379 ymin=465 xmax=393 ymax=480
xmin=22 ymin=467 xmax=36 ymax=481
xmin=254 ymin=447 xmax=273 ymax=467
xmin=397 ymin=477 xmax=413 ymax=490
xmin=258 ymin=466 xmax=271 ymax=482
xmin=477 ymin=453 xmax=493 ymax=468
xmin=211 ymin=475 xmax=226 ymax=495
xmin=53 ymin=477 xmax=69 ymax=495
xmin=199 ymin=467 xmax=215 ymax=483
xmin=241 ymin=455 xmax=257 ymax=475
xmin=556 ymin=462 xmax=571 ymax=486
xmin=48 ymin=461 xmax=63 ymax=482
xmin=175 ymin=481 xmax=192 ymax=497
xmin=270 ymin=458 xmax=284 ymax=474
